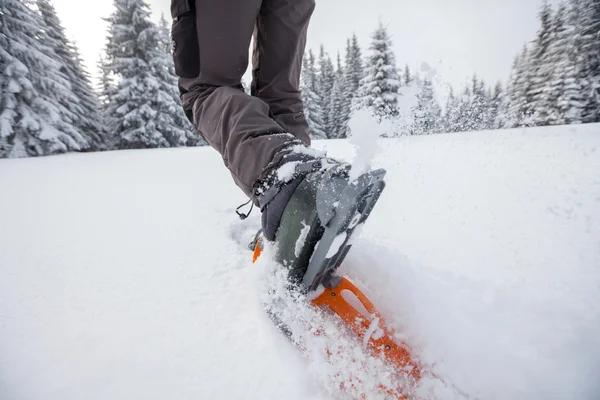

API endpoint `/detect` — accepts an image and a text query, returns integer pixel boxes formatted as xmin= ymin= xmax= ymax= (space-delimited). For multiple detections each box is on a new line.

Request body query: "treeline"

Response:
xmin=303 ymin=0 xmax=600 ymax=138
xmin=2 ymin=0 xmax=598 ymax=159
xmin=0 ymin=0 xmax=199 ymax=158
xmin=502 ymin=0 xmax=600 ymax=127
xmin=1 ymin=0 xmax=103 ymax=157
xmin=299 ymin=22 xmax=501 ymax=138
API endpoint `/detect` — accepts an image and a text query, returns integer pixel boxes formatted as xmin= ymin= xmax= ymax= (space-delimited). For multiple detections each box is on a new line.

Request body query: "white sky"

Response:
xmin=52 ymin=0 xmax=557 ymax=90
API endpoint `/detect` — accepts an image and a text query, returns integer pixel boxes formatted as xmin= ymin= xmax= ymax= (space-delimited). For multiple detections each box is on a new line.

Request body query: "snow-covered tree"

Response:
xmin=403 ymin=65 xmax=413 ymax=86
xmin=524 ymin=1 xmax=555 ymax=126
xmin=489 ymin=82 xmax=505 ymax=129
xmin=317 ymin=45 xmax=336 ymax=136
xmin=37 ymin=0 xmax=104 ymax=150
xmin=540 ymin=2 xmax=570 ymax=126
xmin=470 ymin=75 xmax=489 ymax=130
xmin=454 ymin=86 xmax=475 ymax=132
xmin=554 ymin=0 xmax=586 ymax=125
xmin=103 ymin=0 xmax=195 ymax=149
xmin=328 ymin=54 xmax=350 ymax=139
xmin=355 ymin=22 xmax=402 ymax=120
xmin=96 ymin=54 xmax=118 ymax=149
xmin=443 ymin=87 xmax=460 ymax=132
xmin=410 ymin=78 xmax=441 ymax=135
xmin=300 ymin=50 xmax=327 ymax=139
xmin=158 ymin=13 xmax=172 ymax=54
xmin=343 ymin=34 xmax=364 ymax=96
xmin=577 ymin=0 xmax=600 ymax=123
xmin=0 ymin=0 xmax=88 ymax=158
xmin=505 ymin=46 xmax=534 ymax=127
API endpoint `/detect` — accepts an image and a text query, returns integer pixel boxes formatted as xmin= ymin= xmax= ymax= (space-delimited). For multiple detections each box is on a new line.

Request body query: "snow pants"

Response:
xmin=171 ymin=0 xmax=315 ymax=197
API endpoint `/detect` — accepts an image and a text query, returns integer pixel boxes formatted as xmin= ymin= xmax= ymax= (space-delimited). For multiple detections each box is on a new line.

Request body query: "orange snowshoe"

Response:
xmin=250 ymin=167 xmax=422 ymax=398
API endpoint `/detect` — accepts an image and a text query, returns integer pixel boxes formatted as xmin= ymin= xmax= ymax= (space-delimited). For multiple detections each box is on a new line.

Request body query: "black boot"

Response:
xmin=256 ymin=155 xmax=387 ymax=291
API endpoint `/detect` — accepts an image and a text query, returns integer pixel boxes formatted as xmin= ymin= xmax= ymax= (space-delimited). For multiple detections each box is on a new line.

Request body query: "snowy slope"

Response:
xmin=0 ymin=124 xmax=599 ymax=400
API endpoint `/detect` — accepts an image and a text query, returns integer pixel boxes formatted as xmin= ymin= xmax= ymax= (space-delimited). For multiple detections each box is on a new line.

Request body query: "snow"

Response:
xmin=326 ymin=232 xmax=348 ymax=259
xmin=295 ymin=221 xmax=311 ymax=258
xmin=277 ymin=160 xmax=302 ymax=183
xmin=1 ymin=124 xmax=599 ymax=400
xmin=347 ymin=109 xmax=381 ymax=181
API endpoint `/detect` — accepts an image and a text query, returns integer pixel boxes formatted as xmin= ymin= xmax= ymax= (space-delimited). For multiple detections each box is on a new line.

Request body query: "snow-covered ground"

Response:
xmin=1 ymin=124 xmax=599 ymax=400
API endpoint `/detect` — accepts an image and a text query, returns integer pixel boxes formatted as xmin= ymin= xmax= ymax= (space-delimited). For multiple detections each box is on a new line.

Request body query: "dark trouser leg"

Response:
xmin=192 ymin=86 xmax=305 ymax=197
xmin=187 ymin=0 xmax=308 ymax=198
xmin=252 ymin=0 xmax=314 ymax=145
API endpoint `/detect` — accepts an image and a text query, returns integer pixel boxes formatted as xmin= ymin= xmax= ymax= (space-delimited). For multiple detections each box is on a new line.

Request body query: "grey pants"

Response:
xmin=171 ymin=0 xmax=315 ymax=197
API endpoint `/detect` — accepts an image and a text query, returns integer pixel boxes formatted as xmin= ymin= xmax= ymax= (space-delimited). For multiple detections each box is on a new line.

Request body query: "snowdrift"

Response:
xmin=1 ymin=124 xmax=599 ymax=399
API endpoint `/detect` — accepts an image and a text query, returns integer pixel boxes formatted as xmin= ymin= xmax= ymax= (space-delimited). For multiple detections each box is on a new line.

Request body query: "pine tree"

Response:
xmin=0 ymin=2 xmax=9 ymax=155
xmin=455 ymin=86 xmax=474 ymax=132
xmin=344 ymin=34 xmax=364 ymax=95
xmin=97 ymin=54 xmax=116 ymax=127
xmin=103 ymin=0 xmax=195 ymax=149
xmin=524 ymin=1 xmax=555 ymax=126
xmin=540 ymin=2 xmax=569 ymax=125
xmin=443 ymin=87 xmax=460 ymax=132
xmin=317 ymin=45 xmax=336 ymax=135
xmin=37 ymin=0 xmax=104 ymax=150
xmin=403 ymin=65 xmax=412 ymax=86
xmin=410 ymin=79 xmax=441 ymax=135
xmin=300 ymin=50 xmax=327 ymax=139
xmin=158 ymin=13 xmax=172 ymax=54
xmin=356 ymin=22 xmax=402 ymax=120
xmin=489 ymin=82 xmax=505 ymax=129
xmin=470 ymin=75 xmax=489 ymax=130
xmin=578 ymin=0 xmax=600 ymax=123
xmin=0 ymin=0 xmax=88 ymax=157
xmin=328 ymin=54 xmax=349 ymax=139
xmin=506 ymin=46 xmax=534 ymax=127
xmin=96 ymin=54 xmax=117 ymax=149
xmin=555 ymin=0 xmax=586 ymax=124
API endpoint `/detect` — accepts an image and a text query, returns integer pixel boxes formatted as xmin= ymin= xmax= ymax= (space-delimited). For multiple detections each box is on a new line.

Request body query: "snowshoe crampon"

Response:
xmin=251 ymin=168 xmax=421 ymax=399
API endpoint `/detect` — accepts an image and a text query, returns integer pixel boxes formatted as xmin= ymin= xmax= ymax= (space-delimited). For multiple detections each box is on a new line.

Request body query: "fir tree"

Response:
xmin=103 ymin=0 xmax=195 ymax=149
xmin=0 ymin=0 xmax=87 ymax=157
xmin=506 ymin=47 xmax=533 ymax=127
xmin=470 ymin=75 xmax=488 ymax=130
xmin=524 ymin=1 xmax=555 ymax=126
xmin=341 ymin=34 xmax=362 ymax=137
xmin=577 ymin=0 xmax=600 ymax=123
xmin=97 ymin=54 xmax=117 ymax=149
xmin=542 ymin=2 xmax=569 ymax=125
xmin=344 ymin=34 xmax=364 ymax=95
xmin=317 ymin=45 xmax=336 ymax=135
xmin=328 ymin=54 xmax=350 ymax=139
xmin=37 ymin=0 xmax=104 ymax=150
xmin=158 ymin=13 xmax=172 ymax=54
xmin=403 ymin=65 xmax=412 ymax=86
xmin=356 ymin=22 xmax=402 ymax=120
xmin=555 ymin=0 xmax=586 ymax=124
xmin=410 ymin=79 xmax=441 ymax=135
xmin=443 ymin=87 xmax=460 ymax=132
xmin=489 ymin=82 xmax=505 ymax=129
xmin=455 ymin=86 xmax=474 ymax=132
xmin=300 ymin=50 xmax=327 ymax=139
xmin=97 ymin=55 xmax=116 ymax=121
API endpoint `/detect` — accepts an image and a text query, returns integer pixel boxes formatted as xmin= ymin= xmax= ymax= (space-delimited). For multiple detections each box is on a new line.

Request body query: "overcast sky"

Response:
xmin=52 ymin=0 xmax=557 ymax=90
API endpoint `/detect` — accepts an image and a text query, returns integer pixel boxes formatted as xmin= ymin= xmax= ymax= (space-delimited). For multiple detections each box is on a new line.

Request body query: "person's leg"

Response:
xmin=252 ymin=0 xmax=315 ymax=145
xmin=177 ymin=0 xmax=309 ymax=198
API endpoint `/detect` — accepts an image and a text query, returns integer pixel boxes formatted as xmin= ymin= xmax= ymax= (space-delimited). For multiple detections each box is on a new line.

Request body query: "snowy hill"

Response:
xmin=1 ymin=124 xmax=599 ymax=400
